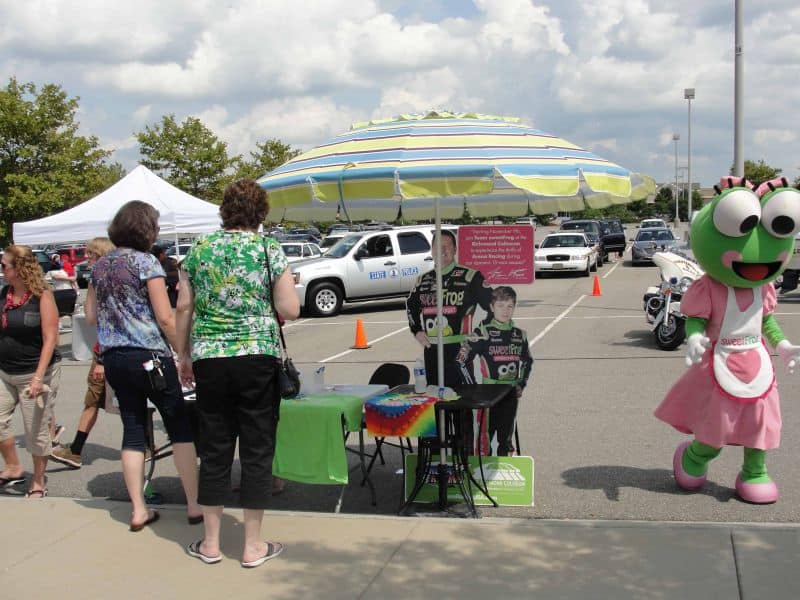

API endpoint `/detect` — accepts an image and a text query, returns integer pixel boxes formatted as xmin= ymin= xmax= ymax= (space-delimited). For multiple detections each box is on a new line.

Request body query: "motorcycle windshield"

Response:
xmin=652 ymin=252 xmax=704 ymax=283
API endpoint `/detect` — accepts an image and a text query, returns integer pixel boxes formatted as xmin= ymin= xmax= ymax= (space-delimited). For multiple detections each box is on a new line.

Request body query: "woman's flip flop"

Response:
xmin=241 ymin=541 xmax=284 ymax=568
xmin=187 ymin=540 xmax=222 ymax=564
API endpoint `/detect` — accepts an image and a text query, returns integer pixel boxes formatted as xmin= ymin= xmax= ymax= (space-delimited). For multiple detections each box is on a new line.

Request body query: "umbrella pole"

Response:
xmin=434 ymin=201 xmax=448 ymax=510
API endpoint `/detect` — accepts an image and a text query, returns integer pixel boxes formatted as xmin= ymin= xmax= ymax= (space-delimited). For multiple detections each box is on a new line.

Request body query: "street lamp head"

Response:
xmin=684 ymin=88 xmax=695 ymax=99
xmin=672 ymin=133 xmax=680 ymax=141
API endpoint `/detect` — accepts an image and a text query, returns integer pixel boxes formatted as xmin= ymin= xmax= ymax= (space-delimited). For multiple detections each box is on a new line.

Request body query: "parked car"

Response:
xmin=631 ymin=227 xmax=679 ymax=265
xmin=362 ymin=221 xmax=393 ymax=231
xmin=319 ymin=234 xmax=346 ymax=254
xmin=288 ymin=227 xmax=321 ymax=244
xmin=582 ymin=231 xmax=604 ymax=267
xmin=599 ymin=218 xmax=626 ymax=257
xmin=290 ymin=225 xmax=457 ymax=316
xmin=75 ymin=260 xmax=92 ymax=289
xmin=559 ymin=219 xmax=607 ymax=260
xmin=51 ymin=244 xmax=87 ymax=264
xmin=164 ymin=243 xmax=193 ymax=262
xmin=534 ymin=232 xmax=598 ymax=276
xmin=280 ymin=242 xmax=323 ymax=263
xmin=327 ymin=224 xmax=351 ymax=235
xmin=34 ymin=251 xmax=59 ymax=273
xmin=514 ymin=217 xmax=538 ymax=227
xmin=639 ymin=218 xmax=668 ymax=229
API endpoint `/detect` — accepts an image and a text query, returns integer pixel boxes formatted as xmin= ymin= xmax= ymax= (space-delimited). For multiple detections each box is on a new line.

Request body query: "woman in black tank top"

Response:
xmin=0 ymin=245 xmax=60 ymax=497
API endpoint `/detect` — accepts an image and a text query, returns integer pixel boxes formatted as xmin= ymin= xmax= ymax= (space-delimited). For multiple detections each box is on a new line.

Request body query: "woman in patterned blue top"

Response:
xmin=85 ymin=200 xmax=201 ymax=532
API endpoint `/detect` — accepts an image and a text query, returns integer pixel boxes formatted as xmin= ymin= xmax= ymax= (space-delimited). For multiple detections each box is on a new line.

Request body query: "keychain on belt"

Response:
xmin=143 ymin=353 xmax=167 ymax=391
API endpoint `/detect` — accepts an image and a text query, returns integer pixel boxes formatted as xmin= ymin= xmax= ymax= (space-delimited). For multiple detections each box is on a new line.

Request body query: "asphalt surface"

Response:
xmin=5 ymin=223 xmax=800 ymax=524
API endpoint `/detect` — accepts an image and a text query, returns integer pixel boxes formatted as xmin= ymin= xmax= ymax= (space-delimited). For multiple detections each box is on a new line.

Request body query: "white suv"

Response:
xmin=291 ymin=225 xmax=457 ymax=316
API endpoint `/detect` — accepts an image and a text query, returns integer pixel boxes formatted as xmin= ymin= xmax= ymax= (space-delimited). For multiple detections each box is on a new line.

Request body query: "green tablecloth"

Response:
xmin=272 ymin=392 xmax=365 ymax=485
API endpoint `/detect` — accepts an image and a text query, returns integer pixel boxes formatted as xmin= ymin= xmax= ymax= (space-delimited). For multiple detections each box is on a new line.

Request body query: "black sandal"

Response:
xmin=129 ymin=509 xmax=160 ymax=532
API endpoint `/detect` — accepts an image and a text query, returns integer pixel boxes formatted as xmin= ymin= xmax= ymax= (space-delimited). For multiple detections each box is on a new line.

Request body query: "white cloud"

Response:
xmin=0 ymin=0 xmax=798 ymax=188
xmin=754 ymin=129 xmax=797 ymax=146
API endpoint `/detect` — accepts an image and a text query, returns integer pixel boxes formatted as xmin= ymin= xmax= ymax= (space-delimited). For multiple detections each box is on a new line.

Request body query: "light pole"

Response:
xmin=684 ymin=88 xmax=695 ymax=220
xmin=672 ymin=133 xmax=680 ymax=224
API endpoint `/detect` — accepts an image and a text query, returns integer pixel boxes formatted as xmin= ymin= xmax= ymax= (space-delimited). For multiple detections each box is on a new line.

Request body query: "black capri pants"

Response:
xmin=192 ymin=354 xmax=280 ymax=510
xmin=103 ymin=347 xmax=194 ymax=452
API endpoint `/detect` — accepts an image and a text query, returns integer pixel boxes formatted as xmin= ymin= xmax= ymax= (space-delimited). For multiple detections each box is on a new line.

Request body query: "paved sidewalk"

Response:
xmin=1 ymin=497 xmax=798 ymax=599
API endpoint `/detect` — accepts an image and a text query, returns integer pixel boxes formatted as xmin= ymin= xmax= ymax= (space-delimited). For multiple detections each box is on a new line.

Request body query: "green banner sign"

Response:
xmin=404 ymin=454 xmax=534 ymax=506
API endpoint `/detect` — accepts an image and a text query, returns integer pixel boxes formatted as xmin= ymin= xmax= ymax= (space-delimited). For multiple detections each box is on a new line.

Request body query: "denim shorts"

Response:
xmin=103 ymin=347 xmax=194 ymax=452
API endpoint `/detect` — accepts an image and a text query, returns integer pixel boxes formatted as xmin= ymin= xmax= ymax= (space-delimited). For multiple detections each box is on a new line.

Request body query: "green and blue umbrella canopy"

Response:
xmin=258 ymin=110 xmax=655 ymax=222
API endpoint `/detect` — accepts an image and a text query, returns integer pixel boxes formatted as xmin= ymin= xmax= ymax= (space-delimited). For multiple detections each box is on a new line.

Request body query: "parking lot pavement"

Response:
xmin=5 ymin=238 xmax=800 ymax=525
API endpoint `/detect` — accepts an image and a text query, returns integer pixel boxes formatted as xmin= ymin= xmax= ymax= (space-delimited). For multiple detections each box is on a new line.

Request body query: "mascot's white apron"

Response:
xmin=712 ymin=287 xmax=773 ymax=401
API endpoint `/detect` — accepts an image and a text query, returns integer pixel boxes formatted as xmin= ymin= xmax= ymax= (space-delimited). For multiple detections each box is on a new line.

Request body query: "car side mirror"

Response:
xmin=354 ymin=247 xmax=368 ymax=261
xmin=534 ymin=243 xmax=539 ymax=249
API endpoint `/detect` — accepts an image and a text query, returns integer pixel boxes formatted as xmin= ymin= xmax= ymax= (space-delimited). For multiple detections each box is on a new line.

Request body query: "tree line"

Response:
xmin=2 ymin=77 xmax=799 ymax=244
xmin=0 ymin=78 xmax=299 ymax=245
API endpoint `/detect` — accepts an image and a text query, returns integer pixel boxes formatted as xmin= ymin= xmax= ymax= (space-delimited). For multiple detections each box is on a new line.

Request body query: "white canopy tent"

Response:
xmin=13 ymin=165 xmax=221 ymax=246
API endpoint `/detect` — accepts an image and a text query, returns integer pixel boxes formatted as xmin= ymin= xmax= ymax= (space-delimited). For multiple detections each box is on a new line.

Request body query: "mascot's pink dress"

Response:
xmin=655 ymin=275 xmax=781 ymax=450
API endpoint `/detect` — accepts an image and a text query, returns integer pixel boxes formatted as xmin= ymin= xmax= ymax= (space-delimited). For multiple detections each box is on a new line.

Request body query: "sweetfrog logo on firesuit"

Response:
xmin=472 ymin=462 xmax=525 ymax=487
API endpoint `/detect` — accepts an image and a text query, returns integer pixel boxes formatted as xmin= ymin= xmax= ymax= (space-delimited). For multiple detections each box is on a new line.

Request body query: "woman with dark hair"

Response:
xmin=85 ymin=200 xmax=200 ymax=531
xmin=177 ymin=178 xmax=299 ymax=568
xmin=0 ymin=245 xmax=60 ymax=497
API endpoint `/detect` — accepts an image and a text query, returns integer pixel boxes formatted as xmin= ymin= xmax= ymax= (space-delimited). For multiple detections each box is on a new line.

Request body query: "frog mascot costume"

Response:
xmin=655 ymin=176 xmax=800 ymax=504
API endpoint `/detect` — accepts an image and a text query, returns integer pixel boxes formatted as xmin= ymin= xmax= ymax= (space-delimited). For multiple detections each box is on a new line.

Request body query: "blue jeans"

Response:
xmin=103 ymin=348 xmax=194 ymax=452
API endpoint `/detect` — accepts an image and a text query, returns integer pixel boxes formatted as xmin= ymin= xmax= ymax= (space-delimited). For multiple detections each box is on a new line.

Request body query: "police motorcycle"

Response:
xmin=643 ymin=250 xmax=704 ymax=350
xmin=775 ymin=232 xmax=800 ymax=294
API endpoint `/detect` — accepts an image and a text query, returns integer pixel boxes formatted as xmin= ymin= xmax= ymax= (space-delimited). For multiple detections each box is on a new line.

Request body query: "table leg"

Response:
xmin=467 ymin=408 xmax=498 ymax=508
xmin=358 ymin=426 xmax=376 ymax=506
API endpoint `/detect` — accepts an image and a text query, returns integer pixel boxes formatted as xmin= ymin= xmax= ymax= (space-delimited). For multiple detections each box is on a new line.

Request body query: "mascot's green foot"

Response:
xmin=735 ymin=473 xmax=778 ymax=504
xmin=673 ymin=441 xmax=706 ymax=490
xmin=736 ymin=448 xmax=779 ymax=504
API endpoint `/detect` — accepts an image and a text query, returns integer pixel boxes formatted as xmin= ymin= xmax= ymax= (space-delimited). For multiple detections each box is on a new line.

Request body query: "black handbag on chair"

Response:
xmin=264 ymin=241 xmax=301 ymax=399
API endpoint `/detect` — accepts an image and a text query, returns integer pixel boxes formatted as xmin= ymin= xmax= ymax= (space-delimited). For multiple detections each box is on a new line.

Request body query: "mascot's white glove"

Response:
xmin=685 ymin=333 xmax=711 ymax=367
xmin=776 ymin=339 xmax=800 ymax=374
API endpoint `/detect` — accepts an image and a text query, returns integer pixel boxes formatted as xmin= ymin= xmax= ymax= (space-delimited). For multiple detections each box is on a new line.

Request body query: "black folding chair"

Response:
xmin=363 ymin=363 xmax=412 ymax=480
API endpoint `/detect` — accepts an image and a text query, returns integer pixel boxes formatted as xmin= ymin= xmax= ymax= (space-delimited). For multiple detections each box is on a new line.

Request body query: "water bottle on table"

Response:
xmin=414 ymin=358 xmax=427 ymax=393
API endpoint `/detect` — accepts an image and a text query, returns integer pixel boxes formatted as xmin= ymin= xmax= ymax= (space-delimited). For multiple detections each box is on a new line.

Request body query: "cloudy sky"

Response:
xmin=2 ymin=0 xmax=798 ymax=188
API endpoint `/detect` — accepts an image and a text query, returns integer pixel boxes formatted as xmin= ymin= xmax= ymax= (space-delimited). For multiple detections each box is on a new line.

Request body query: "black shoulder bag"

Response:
xmin=263 ymin=242 xmax=301 ymax=398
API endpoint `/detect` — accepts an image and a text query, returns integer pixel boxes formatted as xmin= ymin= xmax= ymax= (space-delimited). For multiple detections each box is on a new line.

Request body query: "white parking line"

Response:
xmin=602 ymin=260 xmax=622 ymax=279
xmin=320 ymin=326 xmax=409 ymax=363
xmin=529 ymin=294 xmax=586 ymax=348
xmin=282 ymin=318 xmax=312 ymax=329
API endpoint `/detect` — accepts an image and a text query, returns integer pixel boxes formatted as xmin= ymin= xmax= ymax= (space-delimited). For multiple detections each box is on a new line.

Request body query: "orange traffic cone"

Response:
xmin=591 ymin=275 xmax=602 ymax=297
xmin=351 ymin=319 xmax=371 ymax=349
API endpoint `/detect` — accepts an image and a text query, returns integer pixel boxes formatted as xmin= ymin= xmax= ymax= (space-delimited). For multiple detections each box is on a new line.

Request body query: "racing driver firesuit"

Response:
xmin=457 ymin=319 xmax=534 ymax=455
xmin=406 ymin=261 xmax=492 ymax=387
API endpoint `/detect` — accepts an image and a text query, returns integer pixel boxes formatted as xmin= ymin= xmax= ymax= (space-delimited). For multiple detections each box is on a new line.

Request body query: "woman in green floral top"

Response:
xmin=176 ymin=179 xmax=299 ymax=568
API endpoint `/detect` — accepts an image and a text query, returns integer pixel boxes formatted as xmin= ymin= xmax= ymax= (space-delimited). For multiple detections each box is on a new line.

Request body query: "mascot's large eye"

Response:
xmin=712 ymin=189 xmax=761 ymax=237
xmin=761 ymin=189 xmax=800 ymax=238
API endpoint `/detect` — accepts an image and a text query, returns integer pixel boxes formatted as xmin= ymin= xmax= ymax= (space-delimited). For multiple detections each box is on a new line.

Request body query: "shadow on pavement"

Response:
xmin=561 ymin=465 xmax=737 ymax=503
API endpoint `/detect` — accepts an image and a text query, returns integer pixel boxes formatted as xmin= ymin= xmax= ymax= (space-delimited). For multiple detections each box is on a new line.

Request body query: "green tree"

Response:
xmin=234 ymin=138 xmax=301 ymax=180
xmin=0 ymin=77 xmax=123 ymax=245
xmin=137 ymin=115 xmax=236 ymax=202
xmin=730 ymin=159 xmax=782 ymax=183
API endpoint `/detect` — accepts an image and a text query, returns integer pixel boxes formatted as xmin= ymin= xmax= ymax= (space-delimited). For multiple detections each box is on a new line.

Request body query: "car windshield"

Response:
xmin=602 ymin=221 xmax=623 ymax=233
xmin=636 ymin=229 xmax=674 ymax=242
xmin=561 ymin=221 xmax=599 ymax=234
xmin=281 ymin=244 xmax=302 ymax=257
xmin=541 ymin=235 xmax=585 ymax=248
xmin=641 ymin=220 xmax=666 ymax=228
xmin=320 ymin=237 xmax=342 ymax=249
xmin=325 ymin=233 xmax=364 ymax=258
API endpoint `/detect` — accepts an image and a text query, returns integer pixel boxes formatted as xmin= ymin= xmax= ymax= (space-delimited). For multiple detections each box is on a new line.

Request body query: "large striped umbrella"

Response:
xmin=259 ymin=112 xmax=654 ymax=498
xmin=258 ymin=110 xmax=655 ymax=222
